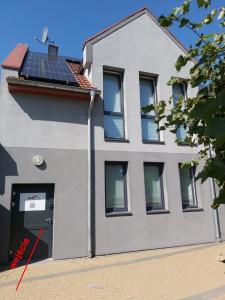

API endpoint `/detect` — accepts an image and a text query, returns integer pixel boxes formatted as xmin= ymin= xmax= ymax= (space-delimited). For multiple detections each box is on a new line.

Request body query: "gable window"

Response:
xmin=144 ymin=163 xmax=164 ymax=211
xmin=179 ymin=165 xmax=198 ymax=209
xmin=105 ymin=162 xmax=128 ymax=213
xmin=172 ymin=83 xmax=187 ymax=142
xmin=140 ymin=77 xmax=159 ymax=142
xmin=103 ymin=71 xmax=125 ymax=140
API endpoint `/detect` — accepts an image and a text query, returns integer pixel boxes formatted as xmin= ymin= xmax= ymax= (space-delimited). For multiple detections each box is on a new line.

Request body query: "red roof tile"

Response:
xmin=68 ymin=61 xmax=95 ymax=89
xmin=2 ymin=44 xmax=28 ymax=70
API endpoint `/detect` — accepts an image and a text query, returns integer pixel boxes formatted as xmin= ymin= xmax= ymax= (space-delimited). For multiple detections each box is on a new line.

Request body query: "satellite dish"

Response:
xmin=35 ymin=27 xmax=55 ymax=46
xmin=41 ymin=27 xmax=48 ymax=44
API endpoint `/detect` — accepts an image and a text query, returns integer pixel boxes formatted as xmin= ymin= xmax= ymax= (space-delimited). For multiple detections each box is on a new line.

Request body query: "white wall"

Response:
xmin=89 ymin=13 xmax=198 ymax=154
xmin=0 ymin=68 xmax=93 ymax=150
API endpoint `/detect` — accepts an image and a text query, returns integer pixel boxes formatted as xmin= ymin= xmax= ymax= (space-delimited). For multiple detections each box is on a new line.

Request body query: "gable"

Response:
xmin=83 ymin=7 xmax=192 ymax=66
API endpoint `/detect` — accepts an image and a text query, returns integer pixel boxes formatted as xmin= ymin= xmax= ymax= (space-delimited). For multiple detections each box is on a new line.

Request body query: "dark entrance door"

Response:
xmin=10 ymin=184 xmax=54 ymax=260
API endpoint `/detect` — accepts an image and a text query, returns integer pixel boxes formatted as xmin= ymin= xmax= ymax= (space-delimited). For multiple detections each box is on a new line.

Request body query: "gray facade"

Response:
xmin=0 ymin=8 xmax=223 ymax=264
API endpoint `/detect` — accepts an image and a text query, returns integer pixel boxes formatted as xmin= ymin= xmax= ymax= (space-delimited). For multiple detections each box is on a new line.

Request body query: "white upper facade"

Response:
xmin=83 ymin=8 xmax=198 ymax=154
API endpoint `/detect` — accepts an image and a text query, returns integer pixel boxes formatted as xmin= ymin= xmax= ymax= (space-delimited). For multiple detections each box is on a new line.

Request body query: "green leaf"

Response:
xmin=179 ymin=18 xmax=189 ymax=27
xmin=216 ymin=89 xmax=225 ymax=106
xmin=196 ymin=160 xmax=225 ymax=184
xmin=197 ymin=0 xmax=211 ymax=8
xmin=175 ymin=55 xmax=188 ymax=71
xmin=173 ymin=7 xmax=182 ymax=15
xmin=190 ymin=22 xmax=203 ymax=29
xmin=206 ymin=118 xmax=225 ymax=144
xmin=159 ymin=15 xmax=173 ymax=27
xmin=180 ymin=0 xmax=191 ymax=14
xmin=218 ymin=7 xmax=225 ymax=20
xmin=212 ymin=189 xmax=225 ymax=208
xmin=197 ymin=0 xmax=205 ymax=7
xmin=141 ymin=104 xmax=155 ymax=114
xmin=151 ymin=1 xmax=225 ymax=207
xmin=195 ymin=39 xmax=203 ymax=47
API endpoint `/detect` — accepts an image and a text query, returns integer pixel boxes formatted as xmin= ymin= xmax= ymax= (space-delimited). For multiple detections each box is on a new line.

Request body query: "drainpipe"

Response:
xmin=208 ymin=146 xmax=221 ymax=242
xmin=87 ymin=90 xmax=96 ymax=258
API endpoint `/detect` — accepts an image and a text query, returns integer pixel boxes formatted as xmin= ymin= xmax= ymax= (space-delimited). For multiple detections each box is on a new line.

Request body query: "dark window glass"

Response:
xmin=140 ymin=78 xmax=159 ymax=141
xmin=179 ymin=166 xmax=198 ymax=209
xmin=103 ymin=72 xmax=124 ymax=139
xmin=105 ymin=162 xmax=128 ymax=213
xmin=172 ymin=84 xmax=187 ymax=142
xmin=144 ymin=163 xmax=164 ymax=211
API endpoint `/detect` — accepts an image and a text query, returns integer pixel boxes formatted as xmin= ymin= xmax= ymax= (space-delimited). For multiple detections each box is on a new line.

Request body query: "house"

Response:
xmin=0 ymin=7 xmax=224 ymax=264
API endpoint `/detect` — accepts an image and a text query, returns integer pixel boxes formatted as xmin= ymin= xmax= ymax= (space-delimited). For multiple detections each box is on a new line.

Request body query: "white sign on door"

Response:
xmin=19 ymin=193 xmax=46 ymax=211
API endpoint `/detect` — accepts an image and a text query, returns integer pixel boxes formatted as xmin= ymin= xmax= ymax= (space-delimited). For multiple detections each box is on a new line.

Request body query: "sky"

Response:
xmin=0 ymin=0 xmax=222 ymax=63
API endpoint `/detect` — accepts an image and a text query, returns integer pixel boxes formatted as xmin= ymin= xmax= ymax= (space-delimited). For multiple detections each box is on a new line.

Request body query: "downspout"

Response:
xmin=208 ymin=146 xmax=221 ymax=242
xmin=87 ymin=90 xmax=96 ymax=257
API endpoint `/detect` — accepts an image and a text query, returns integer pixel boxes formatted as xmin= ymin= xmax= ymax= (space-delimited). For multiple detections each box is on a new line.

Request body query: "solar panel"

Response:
xmin=20 ymin=51 xmax=77 ymax=85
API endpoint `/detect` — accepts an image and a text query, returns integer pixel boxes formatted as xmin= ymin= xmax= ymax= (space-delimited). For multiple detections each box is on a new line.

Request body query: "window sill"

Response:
xmin=143 ymin=140 xmax=165 ymax=145
xmin=182 ymin=207 xmax=203 ymax=212
xmin=105 ymin=138 xmax=130 ymax=143
xmin=146 ymin=209 xmax=170 ymax=215
xmin=177 ymin=142 xmax=191 ymax=147
xmin=106 ymin=211 xmax=132 ymax=217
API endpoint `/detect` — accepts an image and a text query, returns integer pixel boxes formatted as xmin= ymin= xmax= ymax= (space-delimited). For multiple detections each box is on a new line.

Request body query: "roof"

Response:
xmin=68 ymin=61 xmax=93 ymax=89
xmin=83 ymin=6 xmax=191 ymax=58
xmin=2 ymin=44 xmax=94 ymax=90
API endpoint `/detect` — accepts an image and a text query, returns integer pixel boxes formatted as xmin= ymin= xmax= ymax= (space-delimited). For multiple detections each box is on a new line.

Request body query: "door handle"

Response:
xmin=44 ymin=218 xmax=53 ymax=224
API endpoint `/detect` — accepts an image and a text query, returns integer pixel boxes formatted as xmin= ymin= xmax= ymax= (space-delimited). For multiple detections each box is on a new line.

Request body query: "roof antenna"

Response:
xmin=35 ymin=27 xmax=50 ymax=44
xmin=35 ymin=27 xmax=58 ymax=58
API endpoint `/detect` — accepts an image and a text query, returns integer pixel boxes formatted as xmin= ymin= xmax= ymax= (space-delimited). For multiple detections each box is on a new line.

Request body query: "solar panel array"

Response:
xmin=20 ymin=51 xmax=77 ymax=85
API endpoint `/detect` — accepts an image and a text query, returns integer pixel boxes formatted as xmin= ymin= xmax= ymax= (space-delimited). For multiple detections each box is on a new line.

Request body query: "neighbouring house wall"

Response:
xmin=0 ymin=147 xmax=88 ymax=262
xmin=0 ymin=70 xmax=93 ymax=150
xmin=0 ymin=68 xmax=95 ymax=263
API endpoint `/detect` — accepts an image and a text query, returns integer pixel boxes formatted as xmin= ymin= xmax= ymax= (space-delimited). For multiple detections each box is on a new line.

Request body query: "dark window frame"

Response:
xmin=105 ymin=161 xmax=128 ymax=214
xmin=139 ymin=76 xmax=160 ymax=142
xmin=178 ymin=164 xmax=198 ymax=209
xmin=103 ymin=70 xmax=125 ymax=140
xmin=144 ymin=162 xmax=165 ymax=211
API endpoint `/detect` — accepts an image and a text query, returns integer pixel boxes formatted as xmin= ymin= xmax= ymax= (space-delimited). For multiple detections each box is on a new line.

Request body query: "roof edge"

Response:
xmin=6 ymin=77 xmax=101 ymax=94
xmin=2 ymin=44 xmax=28 ymax=70
xmin=83 ymin=6 xmax=148 ymax=49
xmin=83 ymin=6 xmax=195 ymax=62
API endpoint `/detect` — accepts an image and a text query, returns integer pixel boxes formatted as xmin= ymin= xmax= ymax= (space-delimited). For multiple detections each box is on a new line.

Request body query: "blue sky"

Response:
xmin=0 ymin=0 xmax=222 ymax=63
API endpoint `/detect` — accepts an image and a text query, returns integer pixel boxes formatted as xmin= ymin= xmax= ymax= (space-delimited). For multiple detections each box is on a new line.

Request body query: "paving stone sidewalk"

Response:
xmin=1 ymin=242 xmax=225 ymax=300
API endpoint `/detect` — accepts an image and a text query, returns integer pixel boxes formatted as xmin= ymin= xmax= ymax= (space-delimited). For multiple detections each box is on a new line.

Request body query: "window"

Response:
xmin=172 ymin=83 xmax=187 ymax=142
xmin=140 ymin=77 xmax=159 ymax=142
xmin=179 ymin=165 xmax=198 ymax=209
xmin=144 ymin=163 xmax=164 ymax=211
xmin=103 ymin=71 xmax=125 ymax=139
xmin=105 ymin=162 xmax=128 ymax=213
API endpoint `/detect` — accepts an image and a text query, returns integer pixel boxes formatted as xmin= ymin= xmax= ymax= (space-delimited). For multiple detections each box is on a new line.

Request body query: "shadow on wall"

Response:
xmin=0 ymin=146 xmax=18 ymax=265
xmin=0 ymin=145 xmax=18 ymax=195
xmin=0 ymin=204 xmax=11 ymax=266
xmin=12 ymin=92 xmax=103 ymax=127
xmin=92 ymin=96 xmax=104 ymax=128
